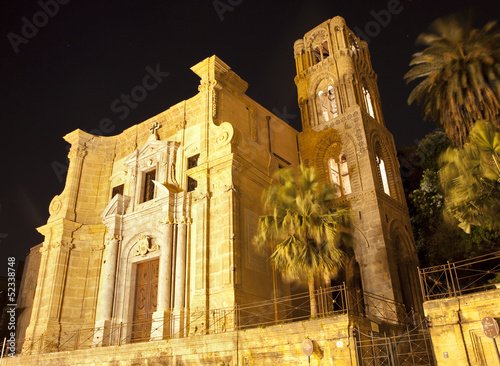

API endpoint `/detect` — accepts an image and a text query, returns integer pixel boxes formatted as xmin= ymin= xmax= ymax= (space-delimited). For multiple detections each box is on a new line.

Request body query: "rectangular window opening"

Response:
xmin=187 ymin=154 xmax=200 ymax=169
xmin=187 ymin=177 xmax=198 ymax=192
xmin=111 ymin=184 xmax=124 ymax=198
xmin=142 ymin=169 xmax=156 ymax=202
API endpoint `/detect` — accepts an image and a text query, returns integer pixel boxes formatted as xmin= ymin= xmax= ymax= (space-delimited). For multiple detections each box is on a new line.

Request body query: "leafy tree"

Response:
xmin=405 ymin=14 xmax=500 ymax=147
xmin=440 ymin=120 xmax=500 ymax=233
xmin=410 ymin=167 xmax=499 ymax=266
xmin=402 ymin=131 xmax=499 ymax=267
xmin=253 ymin=165 xmax=352 ymax=317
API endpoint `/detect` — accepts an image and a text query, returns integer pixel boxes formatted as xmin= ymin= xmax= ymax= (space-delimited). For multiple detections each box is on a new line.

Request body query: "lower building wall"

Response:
xmin=3 ymin=316 xmax=356 ymax=366
xmin=424 ymin=288 xmax=500 ymax=366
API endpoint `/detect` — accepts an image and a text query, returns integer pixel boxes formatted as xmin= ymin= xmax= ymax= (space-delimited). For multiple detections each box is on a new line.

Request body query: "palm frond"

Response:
xmin=440 ymin=121 xmax=500 ymax=232
xmin=406 ymin=14 xmax=500 ymax=146
xmin=254 ymin=165 xmax=353 ymax=284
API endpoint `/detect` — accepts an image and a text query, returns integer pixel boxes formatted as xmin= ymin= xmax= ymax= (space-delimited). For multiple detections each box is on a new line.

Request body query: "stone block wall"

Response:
xmin=4 ymin=316 xmax=355 ymax=366
xmin=424 ymin=288 xmax=500 ymax=366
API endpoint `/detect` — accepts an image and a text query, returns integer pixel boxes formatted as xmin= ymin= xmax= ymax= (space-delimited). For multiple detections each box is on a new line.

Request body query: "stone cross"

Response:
xmin=150 ymin=121 xmax=160 ymax=135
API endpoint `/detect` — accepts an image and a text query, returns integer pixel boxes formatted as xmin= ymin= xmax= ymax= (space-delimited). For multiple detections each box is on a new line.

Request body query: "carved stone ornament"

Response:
xmin=198 ymin=79 xmax=214 ymax=93
xmin=49 ymin=195 xmax=62 ymax=215
xmin=42 ymin=240 xmax=73 ymax=251
xmin=158 ymin=216 xmax=175 ymax=226
xmin=212 ymin=87 xmax=219 ymax=119
xmin=175 ymin=216 xmax=193 ymax=225
xmin=69 ymin=145 xmax=87 ymax=160
xmin=222 ymin=184 xmax=237 ymax=194
xmin=192 ymin=191 xmax=210 ymax=202
xmin=175 ymin=120 xmax=187 ymax=131
xmin=105 ymin=232 xmax=120 ymax=244
xmin=133 ymin=234 xmax=159 ymax=257
xmin=214 ymin=122 xmax=234 ymax=146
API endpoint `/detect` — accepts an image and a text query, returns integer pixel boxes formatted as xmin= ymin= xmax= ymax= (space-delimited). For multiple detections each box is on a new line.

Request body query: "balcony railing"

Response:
xmin=418 ymin=250 xmax=500 ymax=301
xmin=18 ymin=283 xmax=414 ymax=355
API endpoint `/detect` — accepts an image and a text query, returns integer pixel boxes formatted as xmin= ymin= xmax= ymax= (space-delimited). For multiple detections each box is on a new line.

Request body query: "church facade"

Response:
xmin=17 ymin=16 xmax=421 ymax=361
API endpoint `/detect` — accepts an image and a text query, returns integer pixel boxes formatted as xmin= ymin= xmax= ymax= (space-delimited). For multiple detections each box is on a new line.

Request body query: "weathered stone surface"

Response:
xmin=424 ymin=289 xmax=500 ymax=366
xmin=15 ymin=16 xmax=423 ymax=365
xmin=7 ymin=316 xmax=352 ymax=366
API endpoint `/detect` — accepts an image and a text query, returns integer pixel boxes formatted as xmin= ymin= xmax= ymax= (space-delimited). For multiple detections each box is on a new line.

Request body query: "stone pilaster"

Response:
xmin=151 ymin=216 xmax=174 ymax=340
xmin=93 ymin=234 xmax=120 ymax=346
xmin=64 ymin=144 xmax=87 ymax=222
xmin=172 ymin=217 xmax=189 ymax=337
xmin=22 ymin=219 xmax=81 ymax=354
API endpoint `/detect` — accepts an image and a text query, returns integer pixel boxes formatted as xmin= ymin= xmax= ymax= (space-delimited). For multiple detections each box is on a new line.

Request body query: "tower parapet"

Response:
xmin=294 ymin=16 xmax=385 ymax=130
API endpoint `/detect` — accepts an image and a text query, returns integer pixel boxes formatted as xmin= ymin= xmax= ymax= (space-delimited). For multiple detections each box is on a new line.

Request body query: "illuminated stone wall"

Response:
xmin=424 ymin=288 xmax=500 ymax=366
xmin=294 ymin=16 xmax=421 ymax=318
xmin=7 ymin=316 xmax=354 ymax=366
xmin=16 ymin=15 xmax=425 ymax=365
xmin=20 ymin=55 xmax=298 ymax=354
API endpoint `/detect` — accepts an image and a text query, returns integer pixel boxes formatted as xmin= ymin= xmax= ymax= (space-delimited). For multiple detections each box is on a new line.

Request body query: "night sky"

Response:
xmin=1 ymin=0 xmax=499 ymax=275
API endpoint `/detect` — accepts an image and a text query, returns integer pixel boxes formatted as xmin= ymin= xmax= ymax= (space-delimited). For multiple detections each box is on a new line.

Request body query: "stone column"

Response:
xmin=151 ymin=217 xmax=174 ymax=340
xmin=93 ymin=234 xmax=119 ymax=346
xmin=172 ymin=217 xmax=188 ymax=337
xmin=101 ymin=235 xmax=119 ymax=320
xmin=65 ymin=144 xmax=87 ymax=221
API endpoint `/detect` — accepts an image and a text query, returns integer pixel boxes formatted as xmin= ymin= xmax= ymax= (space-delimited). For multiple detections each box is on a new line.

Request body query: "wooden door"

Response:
xmin=131 ymin=259 xmax=159 ymax=342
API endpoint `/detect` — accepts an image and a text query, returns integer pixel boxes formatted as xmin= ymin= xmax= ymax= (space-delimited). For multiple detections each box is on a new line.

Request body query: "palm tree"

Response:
xmin=405 ymin=14 xmax=500 ymax=147
xmin=253 ymin=165 xmax=352 ymax=317
xmin=440 ymin=121 xmax=500 ymax=233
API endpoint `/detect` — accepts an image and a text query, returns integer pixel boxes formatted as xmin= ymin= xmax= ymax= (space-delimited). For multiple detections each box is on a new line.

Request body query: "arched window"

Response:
xmin=376 ymin=155 xmax=390 ymax=195
xmin=362 ymin=86 xmax=375 ymax=118
xmin=318 ymin=90 xmax=329 ymax=122
xmin=317 ymin=84 xmax=340 ymax=124
xmin=329 ymin=154 xmax=351 ymax=196
xmin=328 ymin=86 xmax=338 ymax=119
xmin=349 ymin=34 xmax=358 ymax=54
xmin=321 ymin=40 xmax=330 ymax=58
xmin=329 ymin=157 xmax=340 ymax=197
xmin=313 ymin=46 xmax=321 ymax=64
xmin=312 ymin=40 xmax=329 ymax=64
xmin=340 ymin=154 xmax=351 ymax=195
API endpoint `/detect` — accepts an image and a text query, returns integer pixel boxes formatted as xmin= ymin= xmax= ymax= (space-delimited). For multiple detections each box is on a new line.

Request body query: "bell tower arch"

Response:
xmin=295 ymin=16 xmax=422 ymax=319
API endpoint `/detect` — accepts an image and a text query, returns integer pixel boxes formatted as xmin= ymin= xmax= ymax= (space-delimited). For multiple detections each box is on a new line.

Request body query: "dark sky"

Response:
xmin=1 ymin=0 xmax=499 ymax=274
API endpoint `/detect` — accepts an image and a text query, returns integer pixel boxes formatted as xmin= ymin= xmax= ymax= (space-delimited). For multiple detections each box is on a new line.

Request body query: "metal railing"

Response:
xmin=354 ymin=316 xmax=435 ymax=366
xmin=418 ymin=251 xmax=500 ymax=301
xmin=349 ymin=290 xmax=412 ymax=326
xmin=236 ymin=284 xmax=348 ymax=330
xmin=18 ymin=284 xmax=415 ymax=355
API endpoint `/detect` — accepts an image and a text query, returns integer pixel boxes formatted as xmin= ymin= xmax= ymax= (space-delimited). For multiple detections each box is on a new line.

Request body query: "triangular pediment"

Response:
xmin=124 ymin=138 xmax=179 ymax=167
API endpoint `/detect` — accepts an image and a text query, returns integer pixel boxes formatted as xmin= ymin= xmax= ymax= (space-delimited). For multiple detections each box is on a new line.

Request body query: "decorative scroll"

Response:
xmin=213 ymin=122 xmax=234 ymax=146
xmin=49 ymin=195 xmax=62 ymax=215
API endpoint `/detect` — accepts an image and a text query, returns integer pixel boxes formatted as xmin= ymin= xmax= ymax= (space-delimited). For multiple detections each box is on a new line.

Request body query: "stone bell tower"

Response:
xmin=295 ymin=16 xmax=422 ymax=318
